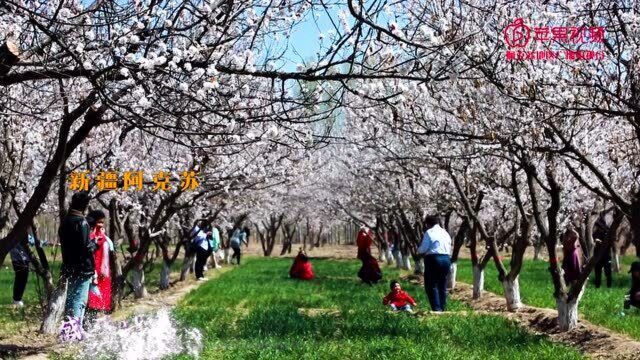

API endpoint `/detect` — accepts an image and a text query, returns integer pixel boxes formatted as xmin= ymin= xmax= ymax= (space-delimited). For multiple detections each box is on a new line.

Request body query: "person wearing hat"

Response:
xmin=625 ymin=261 xmax=640 ymax=310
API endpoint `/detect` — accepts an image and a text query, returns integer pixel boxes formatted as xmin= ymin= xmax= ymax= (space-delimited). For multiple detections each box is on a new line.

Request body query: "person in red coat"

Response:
xmin=86 ymin=210 xmax=112 ymax=317
xmin=290 ymin=249 xmax=315 ymax=280
xmin=356 ymin=226 xmax=382 ymax=284
xmin=356 ymin=226 xmax=373 ymax=260
xmin=383 ymin=280 xmax=417 ymax=312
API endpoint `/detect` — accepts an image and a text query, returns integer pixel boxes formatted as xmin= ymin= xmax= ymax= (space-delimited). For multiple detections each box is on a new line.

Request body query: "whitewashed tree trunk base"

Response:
xmin=160 ymin=262 xmax=170 ymax=290
xmin=386 ymin=249 xmax=394 ymax=266
xmin=40 ymin=279 xmax=68 ymax=334
xmin=132 ymin=267 xmax=148 ymax=299
xmin=402 ymin=256 xmax=412 ymax=271
xmin=502 ymin=277 xmax=522 ymax=311
xmin=557 ymin=283 xmax=585 ymax=331
xmin=472 ymin=265 xmax=485 ymax=299
xmin=447 ymin=262 xmax=458 ymax=290
xmin=394 ymin=251 xmax=403 ymax=269
xmin=556 ymin=298 xmax=580 ymax=331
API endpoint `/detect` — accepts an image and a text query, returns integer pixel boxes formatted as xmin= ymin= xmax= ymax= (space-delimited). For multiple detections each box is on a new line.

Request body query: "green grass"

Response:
xmin=456 ymin=256 xmax=640 ymax=339
xmin=173 ymin=257 xmax=584 ymax=360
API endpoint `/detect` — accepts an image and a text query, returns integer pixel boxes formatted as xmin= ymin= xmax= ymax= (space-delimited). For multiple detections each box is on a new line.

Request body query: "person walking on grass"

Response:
xmin=209 ymin=224 xmax=222 ymax=269
xmin=383 ymin=280 xmax=417 ymax=312
xmin=190 ymin=221 xmax=213 ymax=280
xmin=417 ymin=215 xmax=452 ymax=312
xmin=60 ymin=191 xmax=96 ymax=324
xmin=86 ymin=210 xmax=114 ymax=320
xmin=10 ymin=237 xmax=32 ymax=307
xmin=230 ymin=227 xmax=248 ymax=265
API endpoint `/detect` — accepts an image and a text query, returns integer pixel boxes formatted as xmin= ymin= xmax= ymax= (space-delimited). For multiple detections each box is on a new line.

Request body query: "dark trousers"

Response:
xmin=594 ymin=260 xmax=612 ymax=288
xmin=12 ymin=262 xmax=29 ymax=302
xmin=424 ymin=254 xmax=451 ymax=311
xmin=231 ymin=245 xmax=241 ymax=265
xmin=195 ymin=247 xmax=210 ymax=279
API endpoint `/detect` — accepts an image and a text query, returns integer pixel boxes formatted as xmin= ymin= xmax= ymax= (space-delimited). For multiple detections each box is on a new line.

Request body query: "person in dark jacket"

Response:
xmin=10 ymin=240 xmax=31 ymax=307
xmin=592 ymin=215 xmax=612 ymax=288
xmin=625 ymin=261 xmax=640 ymax=310
xmin=60 ymin=191 xmax=96 ymax=323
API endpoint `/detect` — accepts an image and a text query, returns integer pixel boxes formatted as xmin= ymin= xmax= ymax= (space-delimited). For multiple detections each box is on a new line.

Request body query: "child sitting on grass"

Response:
xmin=383 ymin=280 xmax=417 ymax=312
xmin=624 ymin=261 xmax=640 ymax=310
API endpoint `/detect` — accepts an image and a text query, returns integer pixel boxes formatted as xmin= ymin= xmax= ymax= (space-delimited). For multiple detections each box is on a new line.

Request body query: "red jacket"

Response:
xmin=290 ymin=254 xmax=315 ymax=280
xmin=383 ymin=290 xmax=416 ymax=308
xmin=357 ymin=230 xmax=372 ymax=250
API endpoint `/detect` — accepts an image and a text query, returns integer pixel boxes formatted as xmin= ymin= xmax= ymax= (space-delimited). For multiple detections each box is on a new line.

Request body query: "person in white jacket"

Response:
xmin=417 ymin=216 xmax=452 ymax=312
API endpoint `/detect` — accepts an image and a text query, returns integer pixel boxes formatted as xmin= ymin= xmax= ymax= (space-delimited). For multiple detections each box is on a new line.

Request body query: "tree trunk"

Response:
xmin=472 ymin=265 xmax=485 ymax=299
xmin=402 ymin=255 xmax=412 ymax=271
xmin=533 ymin=241 xmax=542 ymax=261
xmin=502 ymin=276 xmax=522 ymax=311
xmin=40 ymin=278 xmax=68 ymax=334
xmin=132 ymin=266 xmax=147 ymax=299
xmin=413 ymin=256 xmax=424 ymax=274
xmin=612 ymin=251 xmax=621 ymax=273
xmin=447 ymin=262 xmax=458 ymax=290
xmin=394 ymin=250 xmax=403 ymax=268
xmin=160 ymin=261 xmax=171 ymax=290
xmin=180 ymin=254 xmax=195 ymax=281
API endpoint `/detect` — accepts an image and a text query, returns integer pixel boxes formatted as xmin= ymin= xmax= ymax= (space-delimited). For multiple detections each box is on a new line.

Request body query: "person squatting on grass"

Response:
xmin=561 ymin=228 xmax=582 ymax=286
xmin=625 ymin=261 xmax=640 ymax=310
xmin=229 ymin=227 xmax=248 ymax=265
xmin=383 ymin=280 xmax=417 ymax=312
xmin=191 ymin=222 xmax=213 ymax=280
xmin=10 ymin=237 xmax=32 ymax=307
xmin=86 ymin=210 xmax=114 ymax=320
xmin=60 ymin=191 xmax=96 ymax=324
xmin=418 ymin=215 xmax=452 ymax=312
xmin=289 ymin=248 xmax=315 ymax=280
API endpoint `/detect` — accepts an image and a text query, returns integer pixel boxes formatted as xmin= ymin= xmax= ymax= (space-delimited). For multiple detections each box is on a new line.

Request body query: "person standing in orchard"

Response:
xmin=593 ymin=214 xmax=613 ymax=288
xmin=59 ymin=191 xmax=96 ymax=324
xmin=356 ymin=225 xmax=382 ymax=284
xmin=229 ymin=227 xmax=248 ymax=265
xmin=9 ymin=238 xmax=32 ymax=307
xmin=417 ymin=216 xmax=452 ymax=312
xmin=86 ymin=210 xmax=114 ymax=319
xmin=561 ymin=228 xmax=582 ymax=286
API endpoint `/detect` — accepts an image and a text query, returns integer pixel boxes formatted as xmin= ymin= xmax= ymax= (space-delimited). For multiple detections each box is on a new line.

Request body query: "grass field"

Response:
xmin=456 ymin=256 xmax=640 ymax=339
xmin=173 ymin=257 xmax=584 ymax=360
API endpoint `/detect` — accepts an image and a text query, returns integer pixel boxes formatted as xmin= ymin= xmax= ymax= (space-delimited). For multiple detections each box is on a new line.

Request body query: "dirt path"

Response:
xmin=3 ymin=268 xmax=228 ymax=360
xmin=403 ymin=275 xmax=640 ymax=360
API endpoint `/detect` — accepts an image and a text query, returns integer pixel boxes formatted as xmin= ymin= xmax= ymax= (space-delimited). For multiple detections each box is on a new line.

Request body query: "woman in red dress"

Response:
xmin=356 ymin=226 xmax=382 ymax=284
xmin=86 ymin=210 xmax=112 ymax=316
xmin=289 ymin=249 xmax=315 ymax=280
